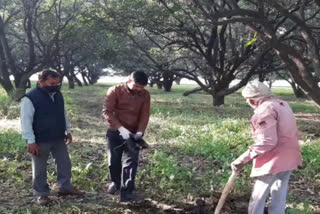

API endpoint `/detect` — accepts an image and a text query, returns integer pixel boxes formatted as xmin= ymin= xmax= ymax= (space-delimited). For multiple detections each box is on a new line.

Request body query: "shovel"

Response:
xmin=214 ymin=171 xmax=238 ymax=214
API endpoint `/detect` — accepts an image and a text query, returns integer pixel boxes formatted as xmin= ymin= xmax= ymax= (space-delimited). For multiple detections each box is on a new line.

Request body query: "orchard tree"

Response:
xmin=204 ymin=0 xmax=320 ymax=106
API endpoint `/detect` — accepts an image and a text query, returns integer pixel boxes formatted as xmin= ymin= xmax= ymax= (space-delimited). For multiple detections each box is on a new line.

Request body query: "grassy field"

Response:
xmin=0 ymin=83 xmax=320 ymax=213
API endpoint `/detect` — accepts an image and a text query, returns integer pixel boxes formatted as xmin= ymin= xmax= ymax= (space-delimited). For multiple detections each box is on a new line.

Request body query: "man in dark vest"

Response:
xmin=103 ymin=71 xmax=150 ymax=202
xmin=20 ymin=69 xmax=84 ymax=205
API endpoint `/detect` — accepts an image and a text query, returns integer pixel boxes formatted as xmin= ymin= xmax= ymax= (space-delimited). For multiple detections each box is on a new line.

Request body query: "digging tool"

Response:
xmin=214 ymin=171 xmax=238 ymax=214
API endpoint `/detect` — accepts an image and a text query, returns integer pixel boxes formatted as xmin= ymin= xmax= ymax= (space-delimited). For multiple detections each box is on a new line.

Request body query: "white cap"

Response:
xmin=241 ymin=80 xmax=272 ymax=98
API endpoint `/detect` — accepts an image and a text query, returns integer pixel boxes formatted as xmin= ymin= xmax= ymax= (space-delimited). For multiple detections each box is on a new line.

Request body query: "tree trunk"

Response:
xmin=66 ymin=74 xmax=75 ymax=89
xmin=308 ymin=88 xmax=320 ymax=105
xmin=1 ymin=83 xmax=26 ymax=101
xmin=156 ymin=82 xmax=163 ymax=89
xmin=0 ymin=12 xmax=37 ymax=101
xmin=68 ymin=79 xmax=75 ymax=89
xmin=212 ymin=95 xmax=225 ymax=106
xmin=267 ymin=80 xmax=274 ymax=88
xmin=81 ymin=73 xmax=89 ymax=86
xmin=295 ymin=87 xmax=307 ymax=98
xmin=278 ymin=52 xmax=320 ymax=106
xmin=175 ymin=78 xmax=181 ymax=85
xmin=12 ymin=88 xmax=27 ymax=101
xmin=0 ymin=79 xmax=14 ymax=96
xmin=163 ymin=78 xmax=173 ymax=92
xmin=26 ymin=79 xmax=31 ymax=88
xmin=87 ymin=75 xmax=94 ymax=85
xmin=0 ymin=33 xmax=15 ymax=96
xmin=149 ymin=81 xmax=154 ymax=87
xmin=183 ymin=87 xmax=202 ymax=96
xmin=258 ymin=73 xmax=265 ymax=82
xmin=12 ymin=74 xmax=34 ymax=100
xmin=163 ymin=71 xmax=174 ymax=92
xmin=290 ymin=82 xmax=307 ymax=98
xmin=74 ymin=75 xmax=83 ymax=87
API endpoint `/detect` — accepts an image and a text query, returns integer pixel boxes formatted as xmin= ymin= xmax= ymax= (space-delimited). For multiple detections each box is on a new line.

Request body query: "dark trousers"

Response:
xmin=106 ymin=130 xmax=139 ymax=194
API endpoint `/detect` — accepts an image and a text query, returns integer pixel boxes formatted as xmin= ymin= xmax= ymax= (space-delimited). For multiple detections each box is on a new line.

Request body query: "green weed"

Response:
xmin=0 ymin=96 xmax=20 ymax=119
xmin=286 ymin=202 xmax=312 ymax=214
xmin=298 ymin=142 xmax=320 ymax=180
xmin=290 ymin=103 xmax=320 ymax=114
xmin=0 ymin=130 xmax=26 ymax=155
xmin=140 ymin=151 xmax=193 ymax=201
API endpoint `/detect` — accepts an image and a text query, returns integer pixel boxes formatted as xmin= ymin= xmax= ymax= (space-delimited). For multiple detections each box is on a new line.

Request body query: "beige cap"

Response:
xmin=241 ymin=80 xmax=272 ymax=98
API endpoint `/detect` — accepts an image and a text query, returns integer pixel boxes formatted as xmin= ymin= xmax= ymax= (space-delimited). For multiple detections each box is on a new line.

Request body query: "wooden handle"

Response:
xmin=214 ymin=171 xmax=238 ymax=214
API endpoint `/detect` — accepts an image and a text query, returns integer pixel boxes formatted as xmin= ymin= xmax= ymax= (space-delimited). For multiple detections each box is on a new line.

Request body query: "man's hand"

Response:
xmin=65 ymin=133 xmax=73 ymax=145
xmin=27 ymin=143 xmax=40 ymax=156
xmin=231 ymin=159 xmax=246 ymax=173
xmin=134 ymin=132 xmax=143 ymax=141
xmin=118 ymin=126 xmax=131 ymax=140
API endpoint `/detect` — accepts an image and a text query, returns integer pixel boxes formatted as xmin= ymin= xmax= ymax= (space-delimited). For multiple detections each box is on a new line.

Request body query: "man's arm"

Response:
xmin=248 ymin=113 xmax=278 ymax=158
xmin=20 ymin=97 xmax=36 ymax=144
xmin=137 ymin=92 xmax=151 ymax=133
xmin=232 ymin=109 xmax=278 ymax=172
xmin=64 ymin=105 xmax=73 ymax=144
xmin=102 ymin=86 xmax=122 ymax=129
xmin=64 ymin=106 xmax=71 ymax=134
xmin=233 ymin=112 xmax=278 ymax=166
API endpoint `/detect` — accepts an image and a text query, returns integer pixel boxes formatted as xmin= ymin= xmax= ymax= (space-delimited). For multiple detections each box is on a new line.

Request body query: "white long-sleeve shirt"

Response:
xmin=20 ymin=94 xmax=71 ymax=144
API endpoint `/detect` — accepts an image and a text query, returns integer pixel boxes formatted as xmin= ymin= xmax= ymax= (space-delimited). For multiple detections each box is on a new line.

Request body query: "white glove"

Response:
xmin=134 ymin=132 xmax=143 ymax=141
xmin=118 ymin=126 xmax=131 ymax=140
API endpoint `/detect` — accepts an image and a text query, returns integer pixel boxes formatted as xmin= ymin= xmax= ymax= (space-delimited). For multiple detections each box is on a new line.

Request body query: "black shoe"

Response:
xmin=107 ymin=182 xmax=119 ymax=195
xmin=120 ymin=192 xmax=144 ymax=202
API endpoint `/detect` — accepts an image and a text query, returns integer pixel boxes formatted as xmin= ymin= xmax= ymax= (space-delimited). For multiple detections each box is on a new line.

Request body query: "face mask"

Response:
xmin=44 ymin=85 xmax=61 ymax=93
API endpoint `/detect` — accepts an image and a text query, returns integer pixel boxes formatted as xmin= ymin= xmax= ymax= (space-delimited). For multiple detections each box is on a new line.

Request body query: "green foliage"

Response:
xmin=0 ymin=158 xmax=30 ymax=187
xmin=298 ymin=142 xmax=320 ymax=180
xmin=290 ymin=103 xmax=320 ymax=114
xmin=178 ymin=119 xmax=251 ymax=161
xmin=69 ymin=153 xmax=109 ymax=191
xmin=0 ymin=95 xmax=20 ymax=119
xmin=272 ymin=88 xmax=294 ymax=95
xmin=141 ymin=151 xmax=193 ymax=198
xmin=246 ymin=32 xmax=257 ymax=47
xmin=286 ymin=202 xmax=312 ymax=214
xmin=1 ymin=84 xmax=320 ymax=212
xmin=0 ymin=130 xmax=25 ymax=155
xmin=0 ymin=130 xmax=29 ymax=188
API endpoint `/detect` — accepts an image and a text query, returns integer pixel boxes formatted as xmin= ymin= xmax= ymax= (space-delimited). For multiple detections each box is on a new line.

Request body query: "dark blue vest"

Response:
xmin=25 ymin=85 xmax=66 ymax=143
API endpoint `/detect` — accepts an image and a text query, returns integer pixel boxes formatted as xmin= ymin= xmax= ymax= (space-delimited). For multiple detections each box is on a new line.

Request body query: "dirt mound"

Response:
xmin=124 ymin=193 xmax=250 ymax=214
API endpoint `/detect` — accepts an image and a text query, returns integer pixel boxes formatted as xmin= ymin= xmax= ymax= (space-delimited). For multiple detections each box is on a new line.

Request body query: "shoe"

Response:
xmin=107 ymin=182 xmax=119 ymax=195
xmin=58 ymin=187 xmax=85 ymax=197
xmin=35 ymin=196 xmax=51 ymax=206
xmin=120 ymin=192 xmax=144 ymax=202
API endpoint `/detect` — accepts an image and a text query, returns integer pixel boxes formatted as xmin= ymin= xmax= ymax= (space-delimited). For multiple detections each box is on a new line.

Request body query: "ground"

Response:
xmin=0 ymin=84 xmax=320 ymax=214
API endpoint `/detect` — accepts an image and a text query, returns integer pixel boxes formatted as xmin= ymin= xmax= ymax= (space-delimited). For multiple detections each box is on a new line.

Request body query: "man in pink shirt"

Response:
xmin=231 ymin=80 xmax=302 ymax=214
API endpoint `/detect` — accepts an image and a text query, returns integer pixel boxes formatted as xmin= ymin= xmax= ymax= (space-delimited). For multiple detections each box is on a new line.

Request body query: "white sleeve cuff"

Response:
xmin=26 ymin=139 xmax=35 ymax=144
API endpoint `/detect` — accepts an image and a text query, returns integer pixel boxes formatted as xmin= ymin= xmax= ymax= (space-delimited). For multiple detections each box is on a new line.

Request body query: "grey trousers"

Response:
xmin=31 ymin=141 xmax=73 ymax=197
xmin=249 ymin=170 xmax=292 ymax=214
